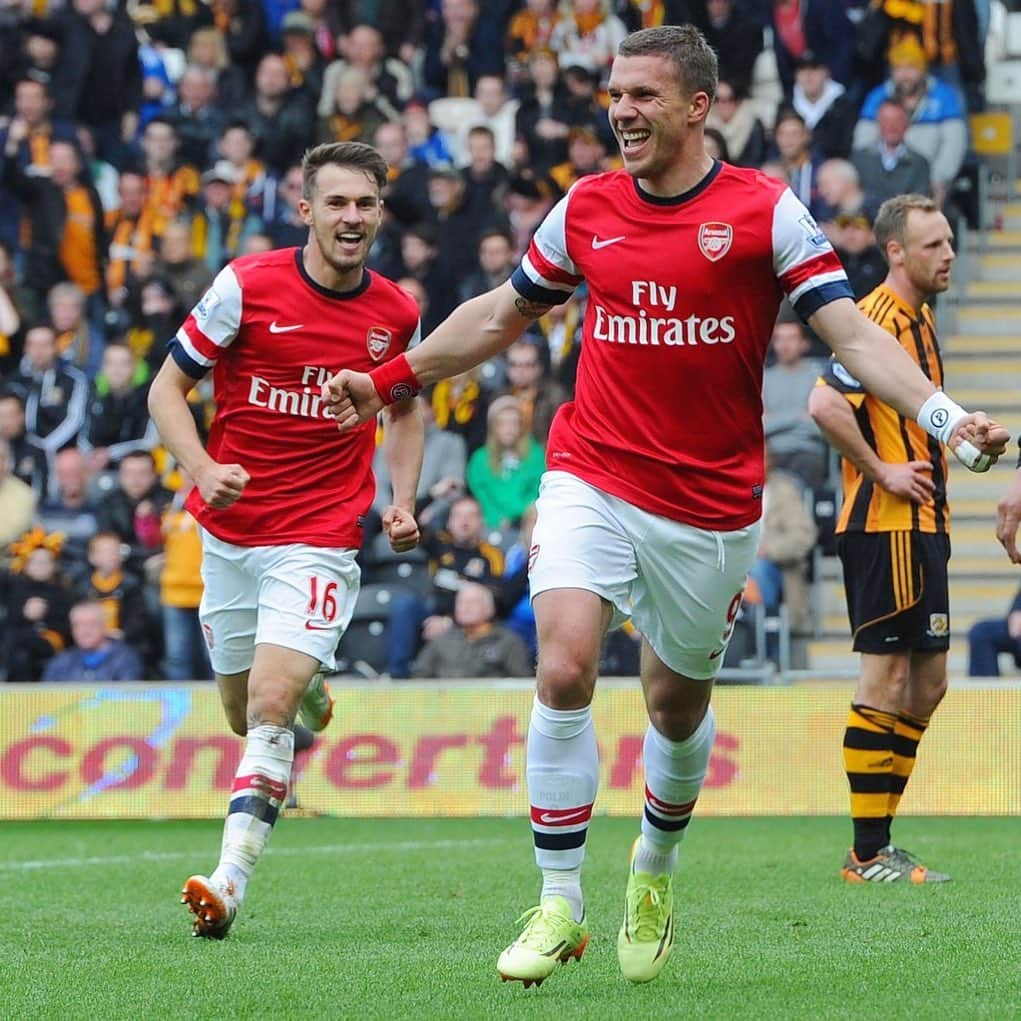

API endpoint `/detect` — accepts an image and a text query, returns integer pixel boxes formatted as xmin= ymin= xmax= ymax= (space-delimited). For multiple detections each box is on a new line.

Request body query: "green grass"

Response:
xmin=1 ymin=817 xmax=1018 ymax=1020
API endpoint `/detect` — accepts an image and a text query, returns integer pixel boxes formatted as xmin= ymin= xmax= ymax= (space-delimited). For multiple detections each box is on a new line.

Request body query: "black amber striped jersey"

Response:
xmin=819 ymin=283 xmax=948 ymax=535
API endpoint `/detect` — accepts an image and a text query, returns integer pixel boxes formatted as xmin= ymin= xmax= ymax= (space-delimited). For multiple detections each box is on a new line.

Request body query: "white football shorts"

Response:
xmin=528 ymin=470 xmax=761 ymax=679
xmin=199 ymin=530 xmax=360 ymax=676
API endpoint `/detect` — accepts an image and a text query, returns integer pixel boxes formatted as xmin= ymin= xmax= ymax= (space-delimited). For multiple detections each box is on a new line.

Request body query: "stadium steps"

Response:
xmin=955 ymin=306 xmax=1021 ymax=336
xmin=974 ymin=253 xmax=1021 ymax=281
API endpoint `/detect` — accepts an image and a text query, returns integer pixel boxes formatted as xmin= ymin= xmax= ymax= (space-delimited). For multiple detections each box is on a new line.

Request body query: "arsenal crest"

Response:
xmin=366 ymin=326 xmax=392 ymax=362
xmin=698 ymin=222 xmax=733 ymax=262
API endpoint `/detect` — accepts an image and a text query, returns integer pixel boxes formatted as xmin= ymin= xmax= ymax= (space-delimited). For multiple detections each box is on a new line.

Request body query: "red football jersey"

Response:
xmin=511 ymin=162 xmax=852 ymax=530
xmin=172 ymin=248 xmax=420 ymax=547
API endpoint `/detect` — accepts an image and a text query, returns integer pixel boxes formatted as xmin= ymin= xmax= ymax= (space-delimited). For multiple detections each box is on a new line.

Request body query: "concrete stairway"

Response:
xmin=806 ymin=221 xmax=1021 ymax=677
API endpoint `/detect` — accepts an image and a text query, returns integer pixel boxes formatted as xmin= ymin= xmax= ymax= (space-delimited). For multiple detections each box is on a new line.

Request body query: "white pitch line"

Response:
xmin=0 ymin=837 xmax=504 ymax=873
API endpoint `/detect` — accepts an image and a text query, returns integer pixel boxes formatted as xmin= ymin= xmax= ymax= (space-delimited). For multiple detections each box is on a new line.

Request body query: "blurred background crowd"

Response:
xmin=0 ymin=0 xmax=1015 ymax=682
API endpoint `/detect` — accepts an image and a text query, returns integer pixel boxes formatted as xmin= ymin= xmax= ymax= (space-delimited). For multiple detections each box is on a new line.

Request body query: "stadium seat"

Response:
xmin=362 ymin=558 xmax=434 ymax=600
xmin=334 ymin=583 xmax=402 ymax=677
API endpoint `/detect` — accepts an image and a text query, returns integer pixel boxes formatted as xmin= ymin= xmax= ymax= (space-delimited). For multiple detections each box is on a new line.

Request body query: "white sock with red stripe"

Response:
xmin=527 ymin=696 xmax=598 ymax=923
xmin=635 ymin=708 xmax=715 ymax=875
xmin=212 ymin=724 xmax=294 ymax=903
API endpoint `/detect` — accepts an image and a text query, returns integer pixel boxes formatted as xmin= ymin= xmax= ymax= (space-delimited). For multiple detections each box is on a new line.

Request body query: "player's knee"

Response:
xmin=648 ymin=704 xmax=707 ymax=743
xmin=536 ymin=649 xmax=597 ymax=707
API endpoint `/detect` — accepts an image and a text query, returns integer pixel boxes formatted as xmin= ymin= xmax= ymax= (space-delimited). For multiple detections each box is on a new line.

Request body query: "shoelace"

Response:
xmin=630 ymin=879 xmax=669 ymax=941
xmin=514 ymin=904 xmax=572 ymax=949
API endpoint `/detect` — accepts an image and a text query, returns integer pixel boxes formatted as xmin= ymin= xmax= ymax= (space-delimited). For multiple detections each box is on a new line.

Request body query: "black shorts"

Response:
xmin=836 ymin=530 xmax=951 ymax=654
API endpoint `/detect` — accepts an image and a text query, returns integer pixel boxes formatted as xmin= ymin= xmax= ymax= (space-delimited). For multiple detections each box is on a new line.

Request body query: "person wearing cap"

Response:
xmin=280 ymin=10 xmax=326 ymax=104
xmin=853 ymin=36 xmax=967 ymax=204
xmin=785 ymin=51 xmax=856 ymax=160
xmin=186 ymin=160 xmax=264 ymax=272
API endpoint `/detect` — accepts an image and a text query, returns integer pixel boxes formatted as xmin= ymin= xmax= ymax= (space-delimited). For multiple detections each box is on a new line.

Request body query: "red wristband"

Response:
xmin=369 ymin=353 xmax=422 ymax=405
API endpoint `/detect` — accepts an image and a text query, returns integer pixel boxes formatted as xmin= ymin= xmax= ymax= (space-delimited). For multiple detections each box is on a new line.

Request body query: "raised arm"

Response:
xmin=378 ymin=397 xmax=425 ymax=554
xmin=808 ymin=297 xmax=1008 ymax=470
xmin=323 ymin=279 xmax=550 ymax=429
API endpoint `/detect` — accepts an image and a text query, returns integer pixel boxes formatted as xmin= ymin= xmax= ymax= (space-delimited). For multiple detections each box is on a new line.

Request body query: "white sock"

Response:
xmin=214 ymin=724 xmax=294 ymax=903
xmin=635 ymin=708 xmax=715 ymax=876
xmin=527 ymin=696 xmax=598 ymax=922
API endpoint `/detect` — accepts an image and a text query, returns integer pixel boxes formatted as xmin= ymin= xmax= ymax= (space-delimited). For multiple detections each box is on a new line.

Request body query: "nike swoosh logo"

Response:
xmin=538 ymin=809 xmax=588 ymax=824
xmin=269 ymin=321 xmax=304 ymax=333
xmin=592 ymin=234 xmax=626 ymax=250
xmin=304 ymin=621 xmax=334 ymax=631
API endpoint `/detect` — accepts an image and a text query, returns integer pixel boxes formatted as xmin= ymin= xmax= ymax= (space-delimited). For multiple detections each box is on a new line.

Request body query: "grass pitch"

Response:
xmin=1 ymin=816 xmax=1018 ymax=1020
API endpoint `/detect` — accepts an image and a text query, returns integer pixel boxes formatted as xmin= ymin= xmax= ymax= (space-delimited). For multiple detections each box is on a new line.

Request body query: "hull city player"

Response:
xmin=148 ymin=142 xmax=424 ymax=938
xmin=323 ymin=28 xmax=1007 ymax=985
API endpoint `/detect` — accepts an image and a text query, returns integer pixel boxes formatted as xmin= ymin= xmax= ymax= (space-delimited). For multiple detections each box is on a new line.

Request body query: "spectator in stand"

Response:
xmin=168 ymin=66 xmax=224 ymax=171
xmin=280 ymin=11 xmax=327 ymax=105
xmin=703 ymin=127 xmax=729 ymax=162
xmin=36 ymin=447 xmax=98 ymax=564
xmin=560 ymin=60 xmax=617 ymax=152
xmin=530 ymin=288 xmax=586 ymax=394
xmin=76 ymin=124 xmax=120 ymax=213
xmin=422 ymin=0 xmax=506 ymax=100
xmin=154 ymin=219 xmax=215 ymax=312
xmin=397 ymin=222 xmax=458 ymax=333
xmin=123 ymin=276 xmax=182 ymax=379
xmin=159 ymin=477 xmax=211 ymax=680
xmin=4 ymin=323 xmax=89 ymax=459
xmin=81 ymin=342 xmax=157 ymax=474
xmin=430 ymin=369 xmax=490 ymax=456
xmin=0 ymin=392 xmax=48 ymax=497
xmin=460 ymin=228 xmax=517 ymax=304
xmin=815 ymin=159 xmax=874 ymax=228
xmin=0 ymin=438 xmax=37 ymax=548
xmin=784 ymin=52 xmax=856 ymax=160
xmin=762 ymin=316 xmax=828 ymax=493
xmin=506 ymin=0 xmax=562 ymax=88
xmin=466 ymin=393 xmax=546 ymax=530
xmin=771 ymin=0 xmax=856 ymax=95
xmin=967 ymin=586 xmax=1021 ymax=677
xmin=372 ymin=393 xmax=467 ymax=530
xmin=0 ymin=77 xmax=77 ymax=178
xmin=773 ymin=109 xmax=823 ymax=216
xmin=185 ymin=161 xmax=264 ymax=273
xmin=75 ymin=530 xmax=150 ymax=666
xmin=495 ymin=336 xmax=566 ymax=445
xmin=853 ymin=36 xmax=965 ymax=204
xmin=42 ymin=599 xmax=143 ymax=681
xmin=216 ymin=122 xmax=273 ymax=222
xmin=550 ymin=0 xmax=629 ymax=82
xmin=135 ymin=117 xmax=201 ymax=248
xmin=747 ymin=462 xmax=818 ymax=630
xmin=437 ymin=74 xmax=519 ymax=168
xmin=705 ymin=79 xmax=766 ymax=168
xmin=238 ymin=53 xmax=315 ymax=175
xmin=428 ymin=163 xmax=500 ymax=285
xmin=514 ymin=48 xmax=578 ymax=175
xmin=259 ymin=166 xmax=305 ymax=249
xmin=58 ymin=0 xmax=142 ymax=168
xmin=186 ymin=26 xmax=250 ymax=113
xmin=319 ymin=23 xmax=415 ymax=115
xmin=2 ymin=131 xmax=107 ymax=312
xmin=502 ymin=171 xmax=555 ymax=261
xmin=48 ymin=282 xmax=105 ymax=381
xmin=317 ymin=66 xmax=397 ymax=145
xmin=412 ymin=581 xmax=533 ymax=678
xmin=105 ymin=171 xmax=153 ymax=320
xmin=851 ymin=100 xmax=931 ymax=207
xmin=2 ymin=529 xmax=72 ymax=681
xmin=332 ymin=0 xmax=427 ymax=63
xmin=94 ymin=449 xmax=171 ymax=576
xmin=832 ymin=211 xmax=887 ymax=301
xmin=402 ymin=96 xmax=455 ymax=168
xmin=3 ymin=21 xmax=75 ymax=124
xmin=701 ymin=0 xmax=763 ymax=96
xmin=384 ymin=494 xmax=505 ymax=677
xmin=549 ymin=124 xmax=608 ymax=195
xmin=460 ymin=127 xmax=512 ymax=223
xmin=374 ymin=120 xmax=431 ymax=228
xmin=213 ymin=0 xmax=271 ymax=83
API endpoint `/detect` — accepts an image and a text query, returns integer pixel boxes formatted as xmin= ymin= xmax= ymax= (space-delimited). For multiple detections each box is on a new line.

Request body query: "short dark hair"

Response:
xmin=873 ymin=193 xmax=940 ymax=262
xmin=302 ymin=142 xmax=388 ymax=201
xmin=617 ymin=25 xmax=718 ymax=99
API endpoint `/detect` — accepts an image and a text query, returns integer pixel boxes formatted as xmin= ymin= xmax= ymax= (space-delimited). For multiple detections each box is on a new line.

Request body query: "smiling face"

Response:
xmin=301 ymin=163 xmax=382 ymax=288
xmin=607 ymin=53 xmax=701 ymax=189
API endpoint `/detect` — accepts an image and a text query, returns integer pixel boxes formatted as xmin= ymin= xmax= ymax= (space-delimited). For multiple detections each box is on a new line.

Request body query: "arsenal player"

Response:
xmin=148 ymin=142 xmax=424 ymax=939
xmin=324 ymin=28 xmax=1008 ymax=986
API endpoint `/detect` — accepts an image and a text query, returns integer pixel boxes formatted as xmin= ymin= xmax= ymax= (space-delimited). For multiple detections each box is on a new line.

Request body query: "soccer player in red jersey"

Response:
xmin=148 ymin=142 xmax=425 ymax=939
xmin=323 ymin=28 xmax=1008 ymax=985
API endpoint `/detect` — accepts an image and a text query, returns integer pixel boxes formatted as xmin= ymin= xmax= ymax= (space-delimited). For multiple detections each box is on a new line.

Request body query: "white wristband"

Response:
xmin=916 ymin=390 xmax=967 ymax=444
xmin=917 ymin=391 xmax=992 ymax=472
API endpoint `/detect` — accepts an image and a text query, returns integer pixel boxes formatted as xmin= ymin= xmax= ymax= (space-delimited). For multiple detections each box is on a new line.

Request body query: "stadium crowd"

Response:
xmin=0 ymin=0 xmax=1004 ymax=681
